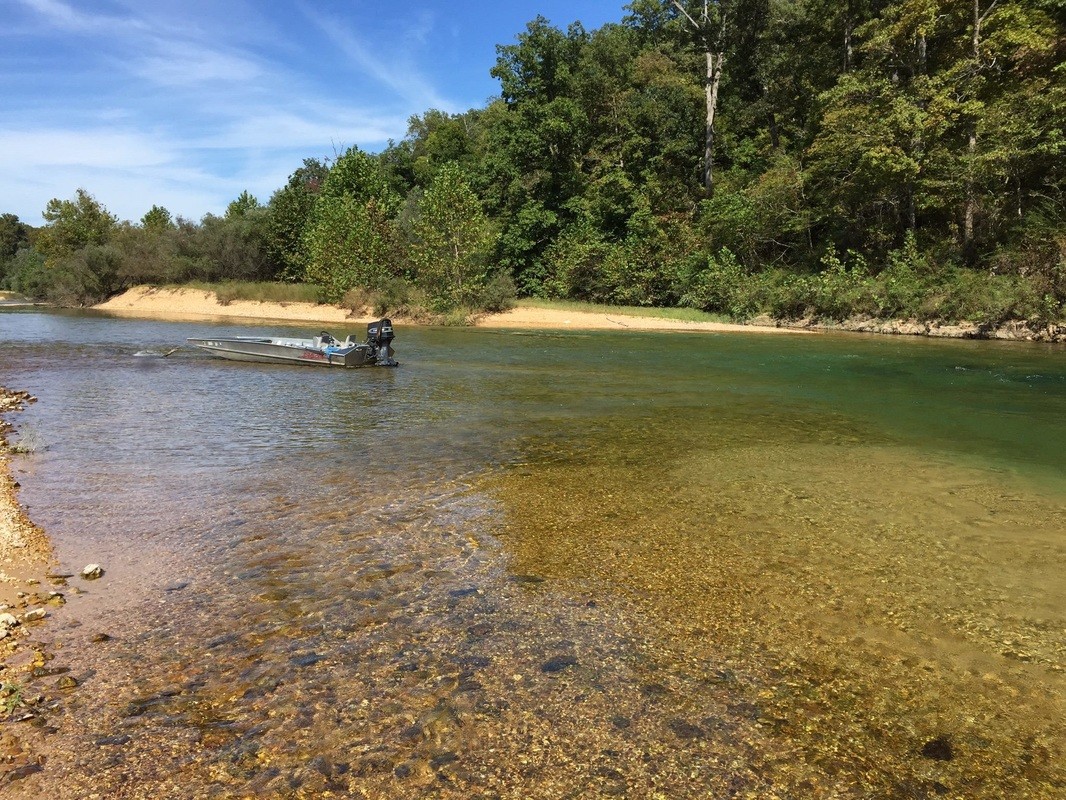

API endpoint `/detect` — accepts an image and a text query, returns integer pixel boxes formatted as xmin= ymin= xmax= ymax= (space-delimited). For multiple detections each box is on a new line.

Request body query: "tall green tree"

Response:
xmin=140 ymin=205 xmax=174 ymax=232
xmin=35 ymin=189 xmax=117 ymax=262
xmin=267 ymin=159 xmax=328 ymax=282
xmin=0 ymin=214 xmax=30 ymax=263
xmin=304 ymin=147 xmax=401 ymax=301
xmin=487 ymin=17 xmax=591 ymax=292
xmin=225 ymin=190 xmax=261 ymax=219
xmin=412 ymin=163 xmax=495 ymax=309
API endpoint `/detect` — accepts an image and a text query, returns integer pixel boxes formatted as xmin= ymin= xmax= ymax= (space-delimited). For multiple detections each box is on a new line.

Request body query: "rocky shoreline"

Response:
xmin=0 ymin=388 xmax=66 ymax=788
xmin=762 ymin=315 xmax=1066 ymax=342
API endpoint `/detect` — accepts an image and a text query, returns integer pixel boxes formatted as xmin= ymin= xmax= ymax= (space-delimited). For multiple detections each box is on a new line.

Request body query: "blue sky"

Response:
xmin=1 ymin=0 xmax=627 ymax=225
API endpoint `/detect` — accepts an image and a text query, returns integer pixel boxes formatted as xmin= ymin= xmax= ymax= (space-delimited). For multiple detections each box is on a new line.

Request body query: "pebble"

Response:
xmin=81 ymin=564 xmax=105 ymax=580
xmin=23 ymin=608 xmax=46 ymax=622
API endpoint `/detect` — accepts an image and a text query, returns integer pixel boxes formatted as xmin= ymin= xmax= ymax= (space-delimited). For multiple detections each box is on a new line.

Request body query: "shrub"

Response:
xmin=680 ymin=247 xmax=758 ymax=318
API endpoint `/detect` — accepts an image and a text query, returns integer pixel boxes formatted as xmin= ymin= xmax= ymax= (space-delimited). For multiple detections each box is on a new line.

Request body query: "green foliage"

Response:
xmin=0 ymin=213 xmax=31 ymax=263
xmin=411 ymin=163 xmax=495 ymax=310
xmin=303 ymin=147 xmax=402 ymax=303
xmin=477 ymin=271 xmax=518 ymax=313
xmin=35 ymin=189 xmax=117 ymax=262
xmin=4 ymin=248 xmax=48 ymax=295
xmin=267 ymin=159 xmax=328 ymax=282
xmin=225 ymin=191 xmax=261 ymax=219
xmin=186 ymin=280 xmax=321 ymax=305
xmin=0 ymin=681 xmax=23 ymax=715
xmin=305 ymin=196 xmax=398 ymax=303
xmin=681 ymin=247 xmax=757 ymax=318
xmin=140 ymin=205 xmax=174 ymax=232
xmin=10 ymin=0 xmax=1062 ymax=325
xmin=195 ymin=211 xmax=277 ymax=283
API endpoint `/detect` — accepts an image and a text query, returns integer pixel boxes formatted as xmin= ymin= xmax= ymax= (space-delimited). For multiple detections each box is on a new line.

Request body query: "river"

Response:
xmin=1 ymin=308 xmax=1063 ymax=798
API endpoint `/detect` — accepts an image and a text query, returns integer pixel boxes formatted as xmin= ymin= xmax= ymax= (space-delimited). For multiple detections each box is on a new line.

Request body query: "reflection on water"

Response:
xmin=1 ymin=309 xmax=1064 ymax=798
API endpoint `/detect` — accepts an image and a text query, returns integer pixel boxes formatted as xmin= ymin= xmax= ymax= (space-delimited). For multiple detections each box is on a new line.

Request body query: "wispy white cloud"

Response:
xmin=131 ymin=38 xmax=264 ymax=86
xmin=4 ymin=0 xmax=535 ymax=222
xmin=0 ymin=128 xmax=174 ymax=169
xmin=302 ymin=7 xmax=456 ymax=113
xmin=209 ymin=109 xmax=403 ymax=151
xmin=15 ymin=0 xmax=142 ymax=33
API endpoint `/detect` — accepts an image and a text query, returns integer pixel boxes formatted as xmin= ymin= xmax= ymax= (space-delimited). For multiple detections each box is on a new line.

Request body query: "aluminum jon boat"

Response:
xmin=187 ymin=318 xmax=398 ymax=368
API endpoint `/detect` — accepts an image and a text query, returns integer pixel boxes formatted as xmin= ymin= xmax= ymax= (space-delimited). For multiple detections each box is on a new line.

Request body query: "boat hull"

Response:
xmin=186 ymin=337 xmax=378 ymax=368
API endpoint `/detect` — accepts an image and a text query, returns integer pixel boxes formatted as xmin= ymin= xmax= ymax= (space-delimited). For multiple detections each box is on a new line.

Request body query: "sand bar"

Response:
xmin=92 ymin=285 xmax=803 ymax=334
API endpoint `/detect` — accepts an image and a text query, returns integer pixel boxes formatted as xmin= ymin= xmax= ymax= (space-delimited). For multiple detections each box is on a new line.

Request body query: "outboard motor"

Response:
xmin=366 ymin=318 xmax=398 ymax=366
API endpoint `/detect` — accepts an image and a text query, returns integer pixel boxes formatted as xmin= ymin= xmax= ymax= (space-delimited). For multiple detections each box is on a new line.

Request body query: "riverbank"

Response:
xmin=1 ymin=388 xmax=60 ymax=788
xmin=91 ymin=286 xmax=802 ymax=334
xmin=0 ymin=390 xmax=53 ymax=601
xmin=91 ymin=286 xmax=1065 ymax=341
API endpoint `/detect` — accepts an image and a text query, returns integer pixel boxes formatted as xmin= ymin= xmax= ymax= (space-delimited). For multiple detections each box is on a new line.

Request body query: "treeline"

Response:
xmin=3 ymin=0 xmax=1063 ymax=324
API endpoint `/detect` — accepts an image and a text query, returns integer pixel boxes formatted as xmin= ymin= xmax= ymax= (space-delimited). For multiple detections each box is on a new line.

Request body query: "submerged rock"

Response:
xmin=541 ymin=655 xmax=578 ymax=673
xmin=81 ymin=564 xmax=105 ymax=580
xmin=921 ymin=736 xmax=954 ymax=761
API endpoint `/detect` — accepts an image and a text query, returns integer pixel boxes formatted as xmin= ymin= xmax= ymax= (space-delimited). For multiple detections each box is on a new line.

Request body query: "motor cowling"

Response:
xmin=366 ymin=318 xmax=398 ymax=366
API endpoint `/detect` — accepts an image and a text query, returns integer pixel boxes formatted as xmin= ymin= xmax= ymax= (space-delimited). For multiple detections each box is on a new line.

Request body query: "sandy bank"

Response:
xmin=93 ymin=286 xmax=802 ymax=334
xmin=0 ymin=390 xmax=53 ymax=606
xmin=93 ymin=286 xmax=370 ymax=325
xmin=91 ymin=286 xmax=1064 ymax=341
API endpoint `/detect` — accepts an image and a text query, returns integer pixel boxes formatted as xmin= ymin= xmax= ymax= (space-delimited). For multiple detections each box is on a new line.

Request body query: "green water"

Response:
xmin=488 ymin=330 xmax=1065 ymax=798
xmin=3 ymin=313 xmax=1064 ymax=798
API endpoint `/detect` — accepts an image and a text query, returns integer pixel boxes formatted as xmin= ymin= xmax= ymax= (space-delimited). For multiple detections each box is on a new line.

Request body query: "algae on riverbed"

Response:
xmin=489 ymin=407 xmax=1066 ymax=797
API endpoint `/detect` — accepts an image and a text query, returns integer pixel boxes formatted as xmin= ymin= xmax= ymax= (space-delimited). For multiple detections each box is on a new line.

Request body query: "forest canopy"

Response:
xmin=3 ymin=0 xmax=1063 ymax=325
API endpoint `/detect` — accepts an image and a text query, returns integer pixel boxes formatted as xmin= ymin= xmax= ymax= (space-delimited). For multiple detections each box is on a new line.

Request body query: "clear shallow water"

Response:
xmin=1 ymin=309 xmax=1063 ymax=798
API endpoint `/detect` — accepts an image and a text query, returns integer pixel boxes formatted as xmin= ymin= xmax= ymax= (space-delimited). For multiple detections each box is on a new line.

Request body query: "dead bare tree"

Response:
xmin=671 ymin=1 xmax=733 ymax=197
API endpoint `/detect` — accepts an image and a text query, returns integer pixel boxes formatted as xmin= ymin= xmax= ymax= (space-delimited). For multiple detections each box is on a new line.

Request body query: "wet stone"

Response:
xmin=667 ymin=719 xmax=705 ymax=740
xmin=93 ymin=735 xmax=131 ymax=747
xmin=289 ymin=652 xmax=322 ymax=668
xmin=921 ymin=736 xmax=954 ymax=761
xmin=80 ymin=564 xmax=104 ymax=580
xmin=4 ymin=763 xmax=43 ymax=782
xmin=430 ymin=751 xmax=459 ymax=769
xmin=727 ymin=701 xmax=761 ymax=721
xmin=89 ymin=633 xmax=111 ymax=643
xmin=457 ymin=655 xmax=491 ymax=670
xmin=449 ymin=587 xmax=480 ymax=598
xmin=510 ymin=574 xmax=545 ymax=585
xmin=541 ymin=655 xmax=578 ymax=673
xmin=465 ymin=623 xmax=493 ymax=640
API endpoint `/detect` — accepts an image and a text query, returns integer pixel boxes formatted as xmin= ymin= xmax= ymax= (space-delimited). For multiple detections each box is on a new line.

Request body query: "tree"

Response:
xmin=412 ymin=163 xmax=495 ymax=309
xmin=35 ymin=189 xmax=117 ymax=262
xmin=487 ymin=18 xmax=590 ymax=291
xmin=140 ymin=205 xmax=174 ymax=231
xmin=303 ymin=147 xmax=401 ymax=301
xmin=225 ymin=190 xmax=261 ymax=220
xmin=0 ymin=213 xmax=30 ymax=263
xmin=668 ymin=1 xmax=736 ymax=196
xmin=267 ymin=159 xmax=328 ymax=282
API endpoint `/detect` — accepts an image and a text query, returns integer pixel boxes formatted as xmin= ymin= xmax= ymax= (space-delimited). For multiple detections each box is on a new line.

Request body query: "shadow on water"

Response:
xmin=1 ymin=309 xmax=1063 ymax=798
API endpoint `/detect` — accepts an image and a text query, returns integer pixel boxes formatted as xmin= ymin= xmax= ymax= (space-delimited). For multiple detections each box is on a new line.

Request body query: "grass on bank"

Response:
xmin=513 ymin=297 xmax=734 ymax=325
